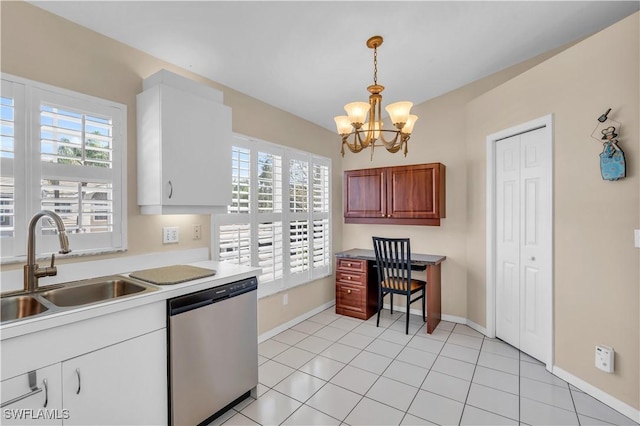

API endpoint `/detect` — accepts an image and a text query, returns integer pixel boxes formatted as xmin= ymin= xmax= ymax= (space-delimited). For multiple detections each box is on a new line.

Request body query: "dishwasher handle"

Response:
xmin=170 ymin=298 xmax=214 ymax=316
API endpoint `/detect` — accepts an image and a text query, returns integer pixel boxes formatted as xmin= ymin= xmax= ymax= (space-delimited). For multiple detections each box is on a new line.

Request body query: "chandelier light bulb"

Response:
xmin=385 ymin=101 xmax=413 ymax=127
xmin=401 ymin=115 xmax=419 ymax=134
xmin=334 ymin=116 xmax=353 ymax=135
xmin=361 ymin=121 xmax=381 ymax=139
xmin=344 ymin=102 xmax=370 ymax=127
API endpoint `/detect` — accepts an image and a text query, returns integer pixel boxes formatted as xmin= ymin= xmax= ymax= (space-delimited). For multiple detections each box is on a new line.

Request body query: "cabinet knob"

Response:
xmin=347 ymin=263 xmax=352 ymax=267
xmin=347 ymin=289 xmax=351 ymax=294
xmin=347 ymin=276 xmax=351 ymax=280
xmin=381 ymin=214 xmax=385 ymax=217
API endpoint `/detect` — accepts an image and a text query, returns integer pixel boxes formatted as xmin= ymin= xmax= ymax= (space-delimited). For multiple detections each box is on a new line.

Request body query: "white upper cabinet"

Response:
xmin=137 ymin=70 xmax=232 ymax=214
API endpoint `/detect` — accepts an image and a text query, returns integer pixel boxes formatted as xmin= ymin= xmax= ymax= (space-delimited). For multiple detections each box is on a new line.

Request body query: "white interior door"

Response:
xmin=495 ymin=126 xmax=551 ymax=363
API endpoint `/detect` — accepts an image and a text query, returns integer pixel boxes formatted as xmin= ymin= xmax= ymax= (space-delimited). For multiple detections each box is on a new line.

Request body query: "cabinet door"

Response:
xmin=160 ymin=84 xmax=232 ymax=207
xmin=387 ymin=164 xmax=443 ymax=219
xmin=1 ymin=364 xmax=63 ymax=426
xmin=344 ymin=168 xmax=386 ymax=218
xmin=62 ymin=330 xmax=167 ymax=426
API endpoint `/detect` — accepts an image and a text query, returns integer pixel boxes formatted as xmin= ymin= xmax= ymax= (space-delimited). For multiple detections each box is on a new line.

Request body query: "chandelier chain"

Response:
xmin=373 ymin=46 xmax=378 ymax=85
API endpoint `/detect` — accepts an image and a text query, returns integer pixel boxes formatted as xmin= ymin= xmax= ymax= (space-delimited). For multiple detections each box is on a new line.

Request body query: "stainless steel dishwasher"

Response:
xmin=168 ymin=276 xmax=258 ymax=426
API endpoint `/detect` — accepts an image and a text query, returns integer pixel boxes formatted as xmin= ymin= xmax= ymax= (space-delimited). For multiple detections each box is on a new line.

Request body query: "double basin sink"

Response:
xmin=1 ymin=276 xmax=158 ymax=324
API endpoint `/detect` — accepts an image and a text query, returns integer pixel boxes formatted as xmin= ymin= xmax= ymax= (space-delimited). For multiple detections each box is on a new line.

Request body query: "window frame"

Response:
xmin=1 ymin=73 xmax=127 ymax=263
xmin=212 ymin=133 xmax=332 ymax=298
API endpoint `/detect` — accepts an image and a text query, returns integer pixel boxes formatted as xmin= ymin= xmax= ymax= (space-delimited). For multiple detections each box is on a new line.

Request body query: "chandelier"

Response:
xmin=334 ymin=35 xmax=418 ymax=159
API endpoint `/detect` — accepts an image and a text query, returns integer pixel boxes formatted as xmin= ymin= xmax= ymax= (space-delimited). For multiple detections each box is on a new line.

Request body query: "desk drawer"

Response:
xmin=336 ymin=270 xmax=366 ymax=286
xmin=336 ymin=283 xmax=365 ymax=316
xmin=337 ymin=258 xmax=366 ymax=273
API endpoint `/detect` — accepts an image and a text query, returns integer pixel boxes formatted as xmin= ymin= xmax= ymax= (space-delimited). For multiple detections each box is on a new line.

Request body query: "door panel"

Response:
xmin=519 ymin=128 xmax=549 ymax=362
xmin=496 ymin=135 xmax=521 ymax=348
xmin=496 ymin=127 xmax=549 ymax=364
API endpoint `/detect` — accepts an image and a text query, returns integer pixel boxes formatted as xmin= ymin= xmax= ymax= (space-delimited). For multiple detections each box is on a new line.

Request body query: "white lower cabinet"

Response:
xmin=61 ymin=329 xmax=167 ymax=426
xmin=2 ymin=302 xmax=168 ymax=426
xmin=1 ymin=364 xmax=63 ymax=425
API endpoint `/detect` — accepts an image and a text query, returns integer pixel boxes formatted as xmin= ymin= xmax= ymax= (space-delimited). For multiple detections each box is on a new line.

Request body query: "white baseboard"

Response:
xmin=258 ymin=300 xmax=335 ymax=343
xmin=552 ymin=366 xmax=640 ymax=424
xmin=385 ymin=305 xmax=490 ymax=336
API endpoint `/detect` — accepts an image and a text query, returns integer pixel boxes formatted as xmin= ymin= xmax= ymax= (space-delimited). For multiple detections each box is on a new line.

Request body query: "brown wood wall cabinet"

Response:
xmin=343 ymin=163 xmax=446 ymax=226
xmin=334 ymin=258 xmax=379 ymax=320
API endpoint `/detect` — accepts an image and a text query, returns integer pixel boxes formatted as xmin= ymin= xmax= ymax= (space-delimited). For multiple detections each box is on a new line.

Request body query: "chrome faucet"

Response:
xmin=24 ymin=210 xmax=71 ymax=293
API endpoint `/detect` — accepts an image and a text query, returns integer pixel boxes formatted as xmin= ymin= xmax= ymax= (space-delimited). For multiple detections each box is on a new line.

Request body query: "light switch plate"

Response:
xmin=634 ymin=229 xmax=640 ymax=248
xmin=163 ymin=227 xmax=179 ymax=244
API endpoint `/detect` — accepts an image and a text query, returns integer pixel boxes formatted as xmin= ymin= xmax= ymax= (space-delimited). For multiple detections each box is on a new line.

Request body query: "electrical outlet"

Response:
xmin=163 ymin=226 xmax=179 ymax=244
xmin=193 ymin=224 xmax=202 ymax=240
xmin=283 ymin=293 xmax=288 ymax=306
xmin=595 ymin=345 xmax=615 ymax=373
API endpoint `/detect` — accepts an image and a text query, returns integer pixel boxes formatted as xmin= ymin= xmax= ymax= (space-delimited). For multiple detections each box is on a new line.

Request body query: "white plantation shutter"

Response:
xmin=218 ymin=223 xmax=251 ymax=265
xmin=257 ymin=152 xmax=282 ymax=213
xmin=229 ymin=146 xmax=250 ymax=214
xmin=0 ymin=79 xmax=26 ymax=257
xmin=1 ymin=74 xmax=126 ymax=260
xmin=212 ymin=134 xmax=331 ymax=298
xmin=257 ymin=221 xmax=283 ymax=282
xmin=311 ymin=160 xmax=330 ymax=276
xmin=39 ymin=104 xmax=115 ymax=236
xmin=289 ymin=220 xmax=309 ymax=275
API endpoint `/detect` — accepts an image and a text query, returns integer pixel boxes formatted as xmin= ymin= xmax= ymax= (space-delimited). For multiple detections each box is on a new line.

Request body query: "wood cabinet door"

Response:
xmin=344 ymin=168 xmax=386 ymax=219
xmin=387 ymin=164 xmax=443 ymax=219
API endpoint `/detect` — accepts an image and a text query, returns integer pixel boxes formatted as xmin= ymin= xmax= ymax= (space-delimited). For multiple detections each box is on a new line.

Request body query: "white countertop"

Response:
xmin=0 ymin=260 xmax=260 ymax=341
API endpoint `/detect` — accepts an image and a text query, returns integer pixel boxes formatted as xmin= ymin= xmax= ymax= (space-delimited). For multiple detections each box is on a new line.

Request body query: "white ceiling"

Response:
xmin=30 ymin=1 xmax=639 ymax=132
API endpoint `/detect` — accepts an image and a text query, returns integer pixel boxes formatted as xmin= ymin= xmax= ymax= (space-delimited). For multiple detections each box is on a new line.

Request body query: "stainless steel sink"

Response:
xmin=1 ymin=295 xmax=49 ymax=323
xmin=39 ymin=276 xmax=157 ymax=308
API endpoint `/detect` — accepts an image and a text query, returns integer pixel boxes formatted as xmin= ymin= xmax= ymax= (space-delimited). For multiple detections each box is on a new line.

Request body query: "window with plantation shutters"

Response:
xmin=212 ymin=134 xmax=331 ymax=298
xmin=1 ymin=74 xmax=126 ymax=261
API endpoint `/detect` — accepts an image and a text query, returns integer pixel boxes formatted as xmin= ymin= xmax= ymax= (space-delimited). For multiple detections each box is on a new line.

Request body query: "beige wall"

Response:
xmin=0 ymin=2 xmax=342 ymax=333
xmin=466 ymin=12 xmax=639 ymax=409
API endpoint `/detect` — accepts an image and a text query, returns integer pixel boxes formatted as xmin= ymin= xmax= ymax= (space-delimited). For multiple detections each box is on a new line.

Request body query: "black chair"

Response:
xmin=372 ymin=236 xmax=426 ymax=334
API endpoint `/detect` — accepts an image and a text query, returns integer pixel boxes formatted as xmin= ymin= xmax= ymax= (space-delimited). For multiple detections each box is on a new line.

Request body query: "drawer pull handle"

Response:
xmin=42 ymin=379 xmax=48 ymax=408
xmin=347 ymin=263 xmax=352 ymax=267
xmin=347 ymin=276 xmax=351 ymax=280
xmin=0 ymin=371 xmax=43 ymax=408
xmin=347 ymin=289 xmax=351 ymax=294
xmin=76 ymin=368 xmax=81 ymax=394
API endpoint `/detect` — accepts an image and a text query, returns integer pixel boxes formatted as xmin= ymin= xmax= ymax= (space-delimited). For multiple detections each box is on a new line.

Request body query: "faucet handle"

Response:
xmin=34 ymin=254 xmax=58 ymax=279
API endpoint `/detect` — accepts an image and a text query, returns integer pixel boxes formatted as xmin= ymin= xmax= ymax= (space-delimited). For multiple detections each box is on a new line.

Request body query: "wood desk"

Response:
xmin=335 ymin=249 xmax=446 ymax=334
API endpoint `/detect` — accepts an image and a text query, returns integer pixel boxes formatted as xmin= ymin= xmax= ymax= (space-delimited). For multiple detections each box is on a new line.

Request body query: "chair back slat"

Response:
xmin=372 ymin=237 xmax=412 ymax=293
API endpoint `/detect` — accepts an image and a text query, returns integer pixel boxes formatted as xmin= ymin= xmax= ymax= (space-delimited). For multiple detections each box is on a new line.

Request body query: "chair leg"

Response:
xmin=422 ymin=287 xmax=426 ymax=323
xmin=405 ymin=295 xmax=410 ymax=335
xmin=390 ymin=293 xmax=393 ymax=315
xmin=377 ymin=290 xmax=382 ymax=328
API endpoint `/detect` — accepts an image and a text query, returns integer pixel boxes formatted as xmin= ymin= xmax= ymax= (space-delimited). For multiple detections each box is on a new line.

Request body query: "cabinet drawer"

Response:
xmin=337 ymin=258 xmax=366 ymax=272
xmin=336 ymin=270 xmax=366 ymax=286
xmin=336 ymin=284 xmax=365 ymax=315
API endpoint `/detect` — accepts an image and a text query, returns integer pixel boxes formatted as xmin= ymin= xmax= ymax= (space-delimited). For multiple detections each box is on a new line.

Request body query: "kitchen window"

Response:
xmin=212 ymin=134 xmax=331 ymax=298
xmin=0 ymin=74 xmax=127 ymax=262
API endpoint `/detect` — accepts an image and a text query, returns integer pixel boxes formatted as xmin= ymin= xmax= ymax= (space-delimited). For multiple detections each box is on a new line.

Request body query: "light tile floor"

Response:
xmin=210 ymin=307 xmax=639 ymax=426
